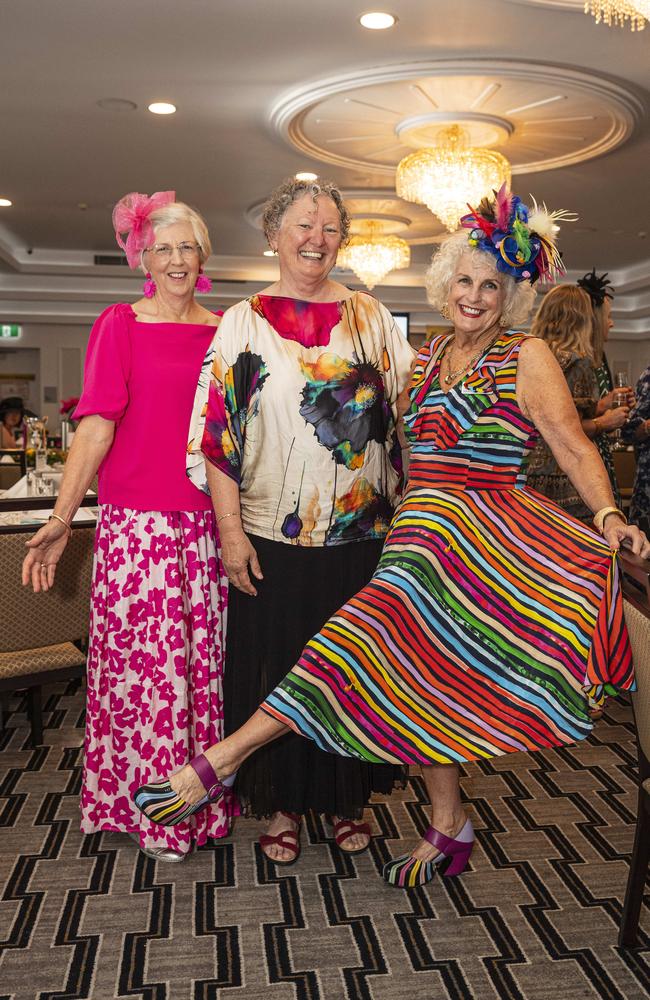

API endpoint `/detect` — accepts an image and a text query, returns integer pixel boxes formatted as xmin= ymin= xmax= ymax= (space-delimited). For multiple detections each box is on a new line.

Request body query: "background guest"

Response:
xmin=186 ymin=177 xmax=414 ymax=864
xmin=22 ymin=191 xmax=233 ymax=862
xmin=0 ymin=396 xmax=28 ymax=448
xmin=527 ymin=284 xmax=628 ymax=521
xmin=623 ymin=363 xmax=650 ymax=533
xmin=577 ymin=269 xmax=635 ymax=506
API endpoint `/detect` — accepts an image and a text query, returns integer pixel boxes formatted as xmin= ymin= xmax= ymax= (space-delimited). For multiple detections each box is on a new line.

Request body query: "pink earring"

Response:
xmin=195 ymin=270 xmax=212 ymax=294
xmin=143 ymin=273 xmax=156 ymax=298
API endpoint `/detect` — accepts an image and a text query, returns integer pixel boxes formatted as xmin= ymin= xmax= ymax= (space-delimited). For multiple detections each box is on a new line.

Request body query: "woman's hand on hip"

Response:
xmin=602 ymin=517 xmax=650 ymax=558
xmin=220 ymin=527 xmax=263 ymax=596
xmin=22 ymin=520 xmax=70 ymax=592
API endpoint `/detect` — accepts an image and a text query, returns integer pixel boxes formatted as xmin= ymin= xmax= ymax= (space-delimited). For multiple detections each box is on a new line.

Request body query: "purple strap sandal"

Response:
xmin=383 ymin=817 xmax=474 ymax=888
xmin=132 ymin=753 xmax=236 ymax=827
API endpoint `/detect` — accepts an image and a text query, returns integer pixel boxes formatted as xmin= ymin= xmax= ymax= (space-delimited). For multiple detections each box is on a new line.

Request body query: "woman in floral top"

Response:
xmin=187 ymin=178 xmax=415 ymax=863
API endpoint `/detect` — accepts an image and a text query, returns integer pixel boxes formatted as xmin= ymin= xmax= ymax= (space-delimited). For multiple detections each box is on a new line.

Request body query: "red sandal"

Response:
xmin=259 ymin=811 xmax=302 ymax=866
xmin=332 ymin=817 xmax=371 ymax=854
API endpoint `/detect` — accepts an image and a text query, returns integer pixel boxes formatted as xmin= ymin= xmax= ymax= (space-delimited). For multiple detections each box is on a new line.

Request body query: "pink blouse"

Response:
xmin=75 ymin=303 xmax=219 ymax=511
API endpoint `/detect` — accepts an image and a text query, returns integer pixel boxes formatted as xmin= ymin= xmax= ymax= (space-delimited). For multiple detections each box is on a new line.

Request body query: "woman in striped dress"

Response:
xmin=134 ymin=189 xmax=649 ymax=887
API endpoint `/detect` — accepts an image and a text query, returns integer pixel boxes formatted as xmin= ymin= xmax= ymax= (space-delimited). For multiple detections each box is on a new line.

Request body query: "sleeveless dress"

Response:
xmin=261 ymin=332 xmax=634 ymax=765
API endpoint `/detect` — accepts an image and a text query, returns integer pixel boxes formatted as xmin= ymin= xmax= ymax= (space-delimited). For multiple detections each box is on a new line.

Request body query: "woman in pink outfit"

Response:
xmin=22 ymin=191 xmax=235 ymax=861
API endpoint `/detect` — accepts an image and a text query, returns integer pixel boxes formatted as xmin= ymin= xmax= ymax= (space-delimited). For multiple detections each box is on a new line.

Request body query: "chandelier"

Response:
xmin=396 ymin=125 xmax=511 ymax=232
xmin=584 ymin=1 xmax=647 ymax=29
xmin=337 ymin=222 xmax=410 ymax=290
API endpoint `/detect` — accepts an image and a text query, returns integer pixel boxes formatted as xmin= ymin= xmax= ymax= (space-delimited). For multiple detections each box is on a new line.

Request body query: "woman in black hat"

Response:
xmin=0 ymin=396 xmax=27 ymax=449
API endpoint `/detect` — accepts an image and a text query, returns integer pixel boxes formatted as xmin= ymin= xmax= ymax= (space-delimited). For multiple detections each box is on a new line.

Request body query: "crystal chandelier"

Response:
xmin=337 ymin=222 xmax=410 ymax=290
xmin=584 ymin=1 xmax=647 ymax=29
xmin=396 ymin=125 xmax=512 ymax=233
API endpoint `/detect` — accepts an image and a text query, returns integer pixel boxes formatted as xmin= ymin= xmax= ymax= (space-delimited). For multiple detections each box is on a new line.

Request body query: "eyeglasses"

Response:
xmin=147 ymin=242 xmax=201 ymax=259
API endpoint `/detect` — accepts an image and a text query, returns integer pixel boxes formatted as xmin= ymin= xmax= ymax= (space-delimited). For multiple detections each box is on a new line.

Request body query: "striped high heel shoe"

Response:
xmin=382 ymin=818 xmax=474 ymax=888
xmin=132 ymin=753 xmax=236 ymax=827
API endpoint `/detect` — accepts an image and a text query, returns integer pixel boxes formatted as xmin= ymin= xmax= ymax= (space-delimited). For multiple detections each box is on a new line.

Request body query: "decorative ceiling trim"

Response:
xmin=506 ymin=0 xmax=584 ymax=9
xmin=269 ymin=58 xmax=644 ymax=176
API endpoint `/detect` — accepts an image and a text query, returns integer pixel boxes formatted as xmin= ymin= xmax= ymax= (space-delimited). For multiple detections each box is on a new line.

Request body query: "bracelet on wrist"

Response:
xmin=49 ymin=513 xmax=72 ymax=535
xmin=593 ymin=506 xmax=627 ymax=534
xmin=216 ymin=511 xmax=241 ymax=524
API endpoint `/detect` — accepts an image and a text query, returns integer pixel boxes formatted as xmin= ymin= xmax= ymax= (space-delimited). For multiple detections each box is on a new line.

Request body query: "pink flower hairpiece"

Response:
xmin=112 ymin=190 xmax=176 ymax=269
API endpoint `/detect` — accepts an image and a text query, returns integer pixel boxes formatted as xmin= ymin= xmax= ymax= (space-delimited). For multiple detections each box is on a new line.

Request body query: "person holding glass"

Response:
xmin=21 ymin=191 xmax=234 ymax=863
xmin=526 ymin=284 xmax=629 ymax=522
xmin=576 ymin=270 xmax=635 ymax=501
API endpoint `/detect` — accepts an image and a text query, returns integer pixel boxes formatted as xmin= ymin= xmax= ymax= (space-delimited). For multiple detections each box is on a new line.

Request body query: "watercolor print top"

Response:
xmin=187 ymin=291 xmax=415 ymax=546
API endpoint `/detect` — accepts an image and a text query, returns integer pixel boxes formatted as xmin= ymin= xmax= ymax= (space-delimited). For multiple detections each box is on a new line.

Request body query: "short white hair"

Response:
xmin=425 ymin=231 xmax=537 ymax=329
xmin=141 ymin=201 xmax=212 ymax=271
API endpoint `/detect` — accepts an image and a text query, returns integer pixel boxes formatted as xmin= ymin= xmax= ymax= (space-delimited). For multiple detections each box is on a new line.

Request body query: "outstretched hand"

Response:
xmin=22 ymin=519 xmax=70 ymax=592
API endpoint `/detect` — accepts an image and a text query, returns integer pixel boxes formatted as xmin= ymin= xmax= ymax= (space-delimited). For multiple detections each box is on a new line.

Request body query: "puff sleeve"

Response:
xmin=74 ymin=304 xmax=131 ymax=423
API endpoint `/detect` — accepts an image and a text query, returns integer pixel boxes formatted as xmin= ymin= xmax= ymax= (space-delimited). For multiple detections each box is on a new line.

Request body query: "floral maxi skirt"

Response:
xmin=80 ymin=505 xmax=236 ymax=854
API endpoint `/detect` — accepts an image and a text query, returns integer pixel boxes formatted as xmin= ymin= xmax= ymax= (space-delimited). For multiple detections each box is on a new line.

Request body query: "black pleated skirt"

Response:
xmin=224 ymin=534 xmax=406 ymax=818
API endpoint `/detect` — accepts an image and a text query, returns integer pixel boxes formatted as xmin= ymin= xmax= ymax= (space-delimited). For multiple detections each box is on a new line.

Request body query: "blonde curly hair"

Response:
xmin=425 ymin=231 xmax=537 ymax=329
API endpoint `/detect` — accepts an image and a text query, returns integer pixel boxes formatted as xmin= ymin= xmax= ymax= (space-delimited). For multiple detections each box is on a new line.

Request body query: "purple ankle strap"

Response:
xmin=190 ymin=753 xmax=222 ymax=799
xmin=423 ymin=819 xmax=472 ymax=853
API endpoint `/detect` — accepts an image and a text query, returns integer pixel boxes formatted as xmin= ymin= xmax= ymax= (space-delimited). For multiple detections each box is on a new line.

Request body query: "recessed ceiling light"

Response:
xmin=0 ymin=198 xmax=12 ymax=207
xmin=359 ymin=12 xmax=396 ymax=30
xmin=97 ymin=98 xmax=137 ymax=112
xmin=263 ymin=250 xmax=276 ymax=257
xmin=148 ymin=102 xmax=177 ymax=115
xmin=295 ymin=171 xmax=318 ymax=181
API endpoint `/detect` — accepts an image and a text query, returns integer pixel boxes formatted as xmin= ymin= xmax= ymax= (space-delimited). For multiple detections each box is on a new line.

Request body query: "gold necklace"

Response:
xmin=442 ymin=335 xmax=497 ymax=385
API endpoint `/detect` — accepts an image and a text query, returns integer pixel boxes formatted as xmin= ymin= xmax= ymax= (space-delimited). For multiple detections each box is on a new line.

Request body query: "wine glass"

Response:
xmin=611 ymin=369 xmax=631 ymax=449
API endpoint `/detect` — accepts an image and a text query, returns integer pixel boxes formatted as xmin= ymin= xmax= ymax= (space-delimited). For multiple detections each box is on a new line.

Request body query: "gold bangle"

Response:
xmin=49 ymin=513 xmax=72 ymax=534
xmin=216 ymin=511 xmax=240 ymax=524
xmin=593 ymin=506 xmax=627 ymax=534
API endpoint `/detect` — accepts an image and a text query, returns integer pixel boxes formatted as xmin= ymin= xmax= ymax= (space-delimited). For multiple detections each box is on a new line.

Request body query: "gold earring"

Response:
xmin=440 ymin=303 xmax=450 ymax=320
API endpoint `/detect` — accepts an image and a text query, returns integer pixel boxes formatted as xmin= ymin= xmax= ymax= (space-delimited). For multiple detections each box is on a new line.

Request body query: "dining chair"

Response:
xmin=0 ymin=449 xmax=27 ymax=490
xmin=0 ymin=524 xmax=94 ymax=745
xmin=618 ymin=549 xmax=650 ymax=948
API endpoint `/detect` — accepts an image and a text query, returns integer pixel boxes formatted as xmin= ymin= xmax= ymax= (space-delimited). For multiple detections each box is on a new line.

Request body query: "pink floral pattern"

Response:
xmin=80 ymin=505 xmax=237 ymax=853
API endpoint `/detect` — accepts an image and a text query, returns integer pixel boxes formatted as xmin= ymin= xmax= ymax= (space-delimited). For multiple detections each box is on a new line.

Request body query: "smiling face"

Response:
xmin=447 ymin=251 xmax=506 ymax=341
xmin=271 ymin=193 xmax=343 ymax=288
xmin=143 ymin=222 xmax=201 ymax=300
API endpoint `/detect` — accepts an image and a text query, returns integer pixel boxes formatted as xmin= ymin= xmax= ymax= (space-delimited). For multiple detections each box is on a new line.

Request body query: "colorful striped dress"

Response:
xmin=261 ymin=332 xmax=634 ymax=765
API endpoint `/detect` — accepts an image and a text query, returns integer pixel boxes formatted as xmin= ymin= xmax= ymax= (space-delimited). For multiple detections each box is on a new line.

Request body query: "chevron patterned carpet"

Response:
xmin=0 ymin=681 xmax=648 ymax=1000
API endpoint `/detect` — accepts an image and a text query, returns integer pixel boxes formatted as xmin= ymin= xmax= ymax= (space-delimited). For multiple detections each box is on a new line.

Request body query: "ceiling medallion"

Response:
xmin=337 ymin=219 xmax=410 ymax=289
xmin=270 ymin=59 xmax=642 ymax=177
xmin=585 ymin=0 xmax=646 ymax=28
xmin=396 ymin=125 xmax=511 ymax=232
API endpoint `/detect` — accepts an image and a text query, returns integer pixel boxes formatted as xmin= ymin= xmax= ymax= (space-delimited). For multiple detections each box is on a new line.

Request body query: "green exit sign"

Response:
xmin=0 ymin=324 xmax=21 ymax=339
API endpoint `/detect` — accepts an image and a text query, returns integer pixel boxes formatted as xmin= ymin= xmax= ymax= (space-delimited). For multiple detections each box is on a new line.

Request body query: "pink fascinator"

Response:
xmin=112 ymin=190 xmax=176 ymax=269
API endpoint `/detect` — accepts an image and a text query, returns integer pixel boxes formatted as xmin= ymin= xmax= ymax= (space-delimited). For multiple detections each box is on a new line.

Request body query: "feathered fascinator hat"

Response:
xmin=112 ymin=190 xmax=176 ymax=269
xmin=576 ymin=268 xmax=614 ymax=307
xmin=460 ymin=183 xmax=577 ymax=284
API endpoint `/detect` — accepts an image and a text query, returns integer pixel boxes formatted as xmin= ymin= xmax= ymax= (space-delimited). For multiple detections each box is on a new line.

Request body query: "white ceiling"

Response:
xmin=0 ymin=0 xmax=649 ymax=337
